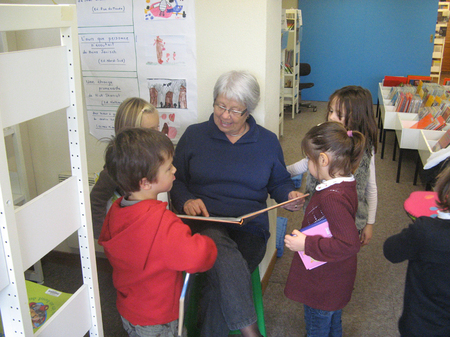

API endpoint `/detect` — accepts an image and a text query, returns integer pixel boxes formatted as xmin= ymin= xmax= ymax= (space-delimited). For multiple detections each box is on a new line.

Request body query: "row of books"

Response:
xmin=392 ymin=91 xmax=422 ymax=113
xmin=284 ymin=50 xmax=296 ymax=74
xmin=389 ymin=82 xmax=449 ymax=103
xmin=411 ymin=113 xmax=446 ymax=131
xmin=390 ymin=82 xmax=450 ymax=119
xmin=418 ymin=105 xmax=450 ymax=121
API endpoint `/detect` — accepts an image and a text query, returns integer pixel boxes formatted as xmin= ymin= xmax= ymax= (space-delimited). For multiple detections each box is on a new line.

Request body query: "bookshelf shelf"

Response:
xmin=418 ymin=129 xmax=445 ymax=164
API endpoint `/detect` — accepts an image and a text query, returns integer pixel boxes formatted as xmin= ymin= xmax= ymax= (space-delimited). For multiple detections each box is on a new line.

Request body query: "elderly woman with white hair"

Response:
xmin=171 ymin=70 xmax=304 ymax=337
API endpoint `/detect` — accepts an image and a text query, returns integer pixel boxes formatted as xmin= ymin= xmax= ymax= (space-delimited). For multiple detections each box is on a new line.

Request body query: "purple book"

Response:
xmin=298 ymin=218 xmax=332 ymax=270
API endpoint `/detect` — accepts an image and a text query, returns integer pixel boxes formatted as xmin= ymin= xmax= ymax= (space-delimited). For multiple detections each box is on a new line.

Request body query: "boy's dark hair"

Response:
xmin=105 ymin=128 xmax=174 ymax=195
xmin=434 ymin=165 xmax=450 ymax=211
xmin=302 ymin=121 xmax=366 ymax=178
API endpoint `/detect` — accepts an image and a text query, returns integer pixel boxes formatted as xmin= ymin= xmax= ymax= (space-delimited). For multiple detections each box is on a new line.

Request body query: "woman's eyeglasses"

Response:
xmin=214 ymin=104 xmax=247 ymax=117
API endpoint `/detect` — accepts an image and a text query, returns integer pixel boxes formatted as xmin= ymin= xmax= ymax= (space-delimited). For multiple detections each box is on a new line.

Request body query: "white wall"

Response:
xmin=196 ymin=0 xmax=282 ymax=275
xmin=2 ymin=0 xmax=284 ymax=275
xmin=282 ymin=0 xmax=298 ymax=10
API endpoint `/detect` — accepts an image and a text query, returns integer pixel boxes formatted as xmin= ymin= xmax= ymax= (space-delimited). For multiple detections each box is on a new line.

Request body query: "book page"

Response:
xmin=177 ymin=194 xmax=308 ymax=226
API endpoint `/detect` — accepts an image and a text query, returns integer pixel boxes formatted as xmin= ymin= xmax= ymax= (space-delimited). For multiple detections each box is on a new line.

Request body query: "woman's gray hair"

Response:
xmin=213 ymin=70 xmax=260 ymax=113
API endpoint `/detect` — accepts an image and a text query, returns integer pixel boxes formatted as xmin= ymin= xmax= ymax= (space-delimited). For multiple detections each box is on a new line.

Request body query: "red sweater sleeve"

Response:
xmin=161 ymin=211 xmax=217 ymax=273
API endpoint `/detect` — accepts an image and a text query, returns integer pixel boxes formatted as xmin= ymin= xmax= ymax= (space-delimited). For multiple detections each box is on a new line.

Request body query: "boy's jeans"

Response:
xmin=304 ymin=304 xmax=343 ymax=337
xmin=121 ymin=317 xmax=186 ymax=337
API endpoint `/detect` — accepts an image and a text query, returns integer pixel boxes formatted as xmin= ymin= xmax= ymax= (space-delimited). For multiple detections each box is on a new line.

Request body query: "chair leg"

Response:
xmin=251 ymin=267 xmax=266 ymax=337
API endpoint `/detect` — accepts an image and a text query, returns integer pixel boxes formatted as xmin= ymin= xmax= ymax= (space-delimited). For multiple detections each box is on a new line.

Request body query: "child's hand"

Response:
xmin=284 ymin=229 xmax=307 ymax=252
xmin=360 ymin=224 xmax=373 ymax=246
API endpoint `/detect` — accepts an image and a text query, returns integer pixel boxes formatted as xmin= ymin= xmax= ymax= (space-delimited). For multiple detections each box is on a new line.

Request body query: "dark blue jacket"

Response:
xmin=384 ymin=216 xmax=450 ymax=337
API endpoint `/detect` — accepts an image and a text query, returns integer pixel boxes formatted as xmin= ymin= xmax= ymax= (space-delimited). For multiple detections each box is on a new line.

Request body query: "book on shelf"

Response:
xmin=177 ymin=195 xmax=308 ymax=226
xmin=406 ymin=75 xmax=432 ymax=86
xmin=0 ymin=280 xmax=72 ymax=335
xmin=410 ymin=113 xmax=446 ymax=130
xmin=442 ymin=106 xmax=450 ymax=122
xmin=298 ymin=217 xmax=333 ymax=270
xmin=383 ymin=76 xmax=408 ymax=87
xmin=432 ymin=129 xmax=450 ymax=152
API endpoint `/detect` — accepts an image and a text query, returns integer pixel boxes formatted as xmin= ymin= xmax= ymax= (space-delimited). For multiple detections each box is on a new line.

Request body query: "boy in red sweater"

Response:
xmin=99 ymin=128 xmax=217 ymax=337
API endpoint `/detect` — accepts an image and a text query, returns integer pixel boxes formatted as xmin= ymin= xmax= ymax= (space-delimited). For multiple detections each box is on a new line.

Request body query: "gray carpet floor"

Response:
xmin=39 ymin=101 xmax=424 ymax=336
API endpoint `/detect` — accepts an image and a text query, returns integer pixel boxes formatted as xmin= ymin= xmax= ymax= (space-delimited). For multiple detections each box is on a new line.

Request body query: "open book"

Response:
xmin=177 ymin=194 xmax=308 ymax=226
xmin=298 ymin=217 xmax=332 ymax=270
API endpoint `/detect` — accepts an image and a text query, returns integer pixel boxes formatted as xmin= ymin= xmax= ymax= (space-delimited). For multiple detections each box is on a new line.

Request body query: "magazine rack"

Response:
xmin=0 ymin=4 xmax=103 ymax=336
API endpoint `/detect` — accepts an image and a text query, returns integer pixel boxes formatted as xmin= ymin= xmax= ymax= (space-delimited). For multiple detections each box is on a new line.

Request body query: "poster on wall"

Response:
xmin=76 ymin=0 xmax=195 ymax=143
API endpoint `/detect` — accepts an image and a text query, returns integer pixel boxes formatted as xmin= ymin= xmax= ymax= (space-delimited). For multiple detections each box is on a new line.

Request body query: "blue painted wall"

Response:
xmin=298 ymin=0 xmax=439 ymax=103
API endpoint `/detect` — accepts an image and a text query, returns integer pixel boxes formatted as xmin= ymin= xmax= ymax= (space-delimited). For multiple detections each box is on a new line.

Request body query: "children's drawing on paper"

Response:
xmin=147 ymin=35 xmax=186 ymax=65
xmin=148 ymin=78 xmax=187 ymax=109
xmin=160 ymin=112 xmax=178 ymax=139
xmin=148 ymin=78 xmax=186 ymax=140
xmin=144 ymin=0 xmax=186 ymax=20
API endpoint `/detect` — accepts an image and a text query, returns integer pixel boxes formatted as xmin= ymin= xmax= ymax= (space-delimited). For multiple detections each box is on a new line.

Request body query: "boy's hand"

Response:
xmin=183 ymin=199 xmax=209 ymax=217
xmin=284 ymin=229 xmax=306 ymax=252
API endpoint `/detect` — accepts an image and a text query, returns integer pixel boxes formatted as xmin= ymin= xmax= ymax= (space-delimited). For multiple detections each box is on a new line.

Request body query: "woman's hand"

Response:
xmin=282 ymin=191 xmax=306 ymax=212
xmin=183 ymin=199 xmax=210 ymax=217
xmin=284 ymin=229 xmax=306 ymax=252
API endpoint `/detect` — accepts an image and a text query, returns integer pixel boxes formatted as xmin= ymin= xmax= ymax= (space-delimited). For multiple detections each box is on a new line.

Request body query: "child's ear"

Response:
xmin=140 ymin=177 xmax=152 ymax=190
xmin=319 ymin=152 xmax=330 ymax=167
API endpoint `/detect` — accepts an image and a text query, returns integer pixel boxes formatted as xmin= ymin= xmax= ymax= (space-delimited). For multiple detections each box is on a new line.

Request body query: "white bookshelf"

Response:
xmin=284 ymin=9 xmax=301 ymax=118
xmin=0 ymin=4 xmax=103 ymax=336
xmin=431 ymin=2 xmax=450 ymax=82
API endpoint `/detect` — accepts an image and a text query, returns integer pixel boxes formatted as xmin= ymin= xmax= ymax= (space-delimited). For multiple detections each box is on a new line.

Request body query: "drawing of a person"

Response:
xmin=149 ymin=87 xmax=158 ymax=107
xmin=165 ymin=91 xmax=173 ymax=108
xmin=179 ymin=85 xmax=187 ymax=109
xmin=153 ymin=36 xmax=165 ymax=64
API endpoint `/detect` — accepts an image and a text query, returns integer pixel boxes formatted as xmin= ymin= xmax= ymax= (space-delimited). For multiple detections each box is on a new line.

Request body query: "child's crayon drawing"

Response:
xmin=147 ymin=35 xmax=186 ymax=66
xmin=148 ymin=78 xmax=187 ymax=109
xmin=144 ymin=0 xmax=186 ymax=21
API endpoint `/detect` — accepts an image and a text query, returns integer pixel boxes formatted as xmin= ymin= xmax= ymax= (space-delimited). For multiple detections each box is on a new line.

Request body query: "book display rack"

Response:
xmin=431 ymin=2 xmax=450 ymax=83
xmin=377 ymin=78 xmax=450 ymax=184
xmin=283 ymin=9 xmax=301 ymax=119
